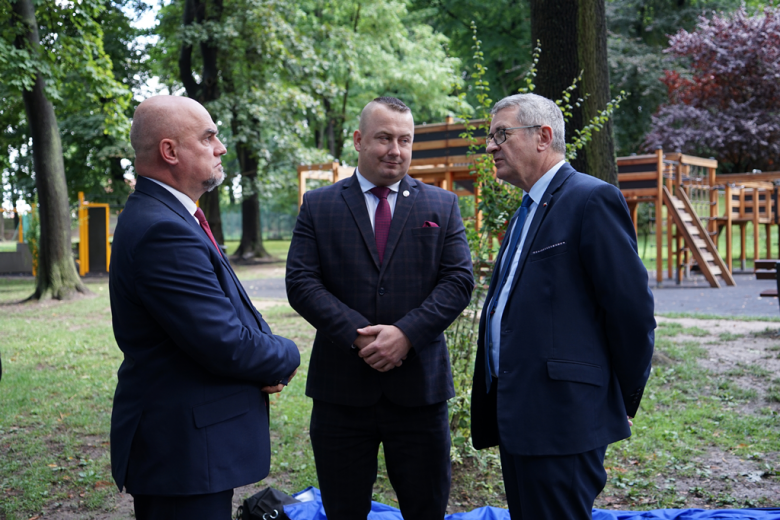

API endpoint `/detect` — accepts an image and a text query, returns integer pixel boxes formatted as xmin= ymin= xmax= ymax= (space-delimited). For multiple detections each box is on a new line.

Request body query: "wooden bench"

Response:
xmin=756 ymin=259 xmax=780 ymax=298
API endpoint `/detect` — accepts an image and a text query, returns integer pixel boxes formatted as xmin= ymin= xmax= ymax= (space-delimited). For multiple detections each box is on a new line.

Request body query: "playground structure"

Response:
xmin=617 ymin=151 xmax=735 ymax=287
xmin=0 ymin=208 xmax=33 ymax=274
xmin=0 ymin=194 xmax=115 ymax=276
xmin=619 ymin=150 xmax=780 ymax=287
xmin=297 ymin=117 xmax=487 ymax=224
xmin=297 ymin=117 xmax=780 ymax=289
xmin=77 ymin=192 xmax=111 ymax=276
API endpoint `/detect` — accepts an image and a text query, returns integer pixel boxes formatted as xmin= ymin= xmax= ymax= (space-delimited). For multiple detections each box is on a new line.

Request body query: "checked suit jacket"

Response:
xmin=471 ymin=163 xmax=656 ymax=456
xmin=109 ymin=176 xmax=300 ymax=495
xmin=286 ymin=173 xmax=474 ymax=407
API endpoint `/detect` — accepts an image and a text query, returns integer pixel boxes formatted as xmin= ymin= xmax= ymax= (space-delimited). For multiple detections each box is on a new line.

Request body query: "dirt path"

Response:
xmin=596 ymin=317 xmax=780 ymax=510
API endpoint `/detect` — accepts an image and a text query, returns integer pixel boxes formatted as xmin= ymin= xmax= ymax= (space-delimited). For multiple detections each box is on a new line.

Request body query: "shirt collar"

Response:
xmin=143 ymin=176 xmax=198 ymax=218
xmin=525 ymin=160 xmax=565 ymax=205
xmin=355 ymin=168 xmax=402 ymax=194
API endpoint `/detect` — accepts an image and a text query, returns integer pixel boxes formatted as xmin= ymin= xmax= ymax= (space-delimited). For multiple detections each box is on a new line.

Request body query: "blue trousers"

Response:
xmin=499 ymin=442 xmax=608 ymax=520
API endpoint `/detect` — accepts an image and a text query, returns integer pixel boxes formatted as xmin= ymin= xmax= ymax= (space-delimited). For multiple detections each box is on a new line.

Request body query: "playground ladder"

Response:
xmin=662 ymin=185 xmax=736 ymax=288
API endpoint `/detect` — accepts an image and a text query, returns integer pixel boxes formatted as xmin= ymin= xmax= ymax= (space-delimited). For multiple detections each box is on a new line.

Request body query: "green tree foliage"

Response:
xmin=0 ymin=0 xmax=136 ymax=207
xmin=1 ymin=0 xmax=133 ymax=299
xmin=644 ymin=6 xmax=780 ymax=172
xmin=606 ymin=0 xmax=746 ymax=156
xmin=298 ymin=0 xmax=464 ymax=163
xmin=153 ymin=0 xmax=327 ymax=257
xmin=64 ymin=1 xmax=148 ymax=204
xmin=152 ymin=0 xmax=463 ymax=258
xmin=217 ymin=0 xmax=323 ymax=258
xmin=411 ymin=0 xmax=532 ymax=105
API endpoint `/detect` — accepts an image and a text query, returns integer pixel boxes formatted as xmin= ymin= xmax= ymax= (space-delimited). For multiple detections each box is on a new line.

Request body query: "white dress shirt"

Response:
xmin=355 ymin=169 xmax=402 ymax=231
xmin=489 ymin=160 xmax=565 ymax=375
xmin=144 ymin=176 xmax=199 ymax=224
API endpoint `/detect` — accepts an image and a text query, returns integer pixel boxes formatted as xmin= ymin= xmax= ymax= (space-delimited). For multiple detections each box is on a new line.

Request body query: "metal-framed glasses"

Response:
xmin=486 ymin=125 xmax=542 ymax=147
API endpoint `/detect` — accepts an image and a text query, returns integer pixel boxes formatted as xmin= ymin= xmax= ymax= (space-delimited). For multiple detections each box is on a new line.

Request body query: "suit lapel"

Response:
xmin=507 ymin=164 xmax=575 ymax=295
xmin=380 ymin=176 xmax=416 ymax=271
xmin=136 ymin=177 xmax=266 ymax=330
xmin=342 ymin=176 xmax=382 ymax=269
xmin=136 ymin=176 xmax=194 ymax=224
xmin=136 ymin=177 xmax=227 ymax=264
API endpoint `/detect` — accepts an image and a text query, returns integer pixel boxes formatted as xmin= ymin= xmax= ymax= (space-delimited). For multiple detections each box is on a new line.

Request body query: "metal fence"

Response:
xmin=221 ymin=208 xmax=297 ymax=241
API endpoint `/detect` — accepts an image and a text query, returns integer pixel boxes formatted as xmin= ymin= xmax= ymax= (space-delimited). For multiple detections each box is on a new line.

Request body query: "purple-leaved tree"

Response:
xmin=644 ymin=7 xmax=780 ymax=173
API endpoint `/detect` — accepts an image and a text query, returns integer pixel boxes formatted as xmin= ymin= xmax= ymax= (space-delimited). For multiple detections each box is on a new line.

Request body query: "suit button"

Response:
xmin=379 ymin=287 xmax=386 ymax=296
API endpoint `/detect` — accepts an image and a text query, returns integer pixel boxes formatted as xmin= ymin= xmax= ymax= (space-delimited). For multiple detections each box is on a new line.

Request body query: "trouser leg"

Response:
xmin=499 ymin=443 xmax=607 ymax=520
xmin=310 ymin=399 xmax=380 ymax=520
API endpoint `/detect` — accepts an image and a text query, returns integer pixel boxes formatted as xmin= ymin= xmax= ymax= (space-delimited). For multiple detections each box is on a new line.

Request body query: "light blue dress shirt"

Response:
xmin=489 ymin=160 xmax=565 ymax=376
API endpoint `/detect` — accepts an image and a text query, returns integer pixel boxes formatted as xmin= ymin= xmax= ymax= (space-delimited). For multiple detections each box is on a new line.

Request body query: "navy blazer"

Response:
xmin=286 ymin=174 xmax=474 ymax=407
xmin=109 ymin=177 xmax=300 ymax=495
xmin=471 ymin=164 xmax=655 ymax=456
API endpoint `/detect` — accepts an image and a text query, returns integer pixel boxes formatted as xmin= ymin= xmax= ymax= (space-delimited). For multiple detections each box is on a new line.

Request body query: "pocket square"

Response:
xmin=532 ymin=241 xmax=566 ymax=255
xmin=423 ymin=221 xmax=439 ymax=228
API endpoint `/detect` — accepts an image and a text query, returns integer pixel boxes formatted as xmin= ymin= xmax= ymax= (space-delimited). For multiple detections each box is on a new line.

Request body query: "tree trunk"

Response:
xmin=12 ymin=0 xmax=87 ymax=300
xmin=233 ymin=141 xmax=270 ymax=260
xmin=180 ymin=0 xmax=225 ymax=242
xmin=323 ymin=4 xmax=360 ymax=164
xmin=529 ymin=0 xmax=617 ymax=186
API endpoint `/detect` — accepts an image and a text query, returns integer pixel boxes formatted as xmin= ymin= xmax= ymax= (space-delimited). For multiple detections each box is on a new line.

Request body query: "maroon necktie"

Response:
xmin=370 ymin=186 xmax=391 ymax=264
xmin=194 ymin=207 xmax=223 ymax=257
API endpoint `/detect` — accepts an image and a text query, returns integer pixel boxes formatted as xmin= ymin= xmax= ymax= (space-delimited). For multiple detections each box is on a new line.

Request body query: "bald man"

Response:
xmin=286 ymin=96 xmax=473 ymax=519
xmin=109 ymin=96 xmax=300 ymax=520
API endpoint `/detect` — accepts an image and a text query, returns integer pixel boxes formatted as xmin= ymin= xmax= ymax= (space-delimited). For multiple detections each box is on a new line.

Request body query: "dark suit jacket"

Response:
xmin=286 ymin=174 xmax=474 ymax=407
xmin=471 ymin=163 xmax=655 ymax=456
xmin=109 ymin=176 xmax=300 ymax=495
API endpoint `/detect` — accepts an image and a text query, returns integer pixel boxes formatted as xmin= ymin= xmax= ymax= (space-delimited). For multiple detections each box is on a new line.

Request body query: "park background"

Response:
xmin=2 ymin=0 xmax=780 ymax=518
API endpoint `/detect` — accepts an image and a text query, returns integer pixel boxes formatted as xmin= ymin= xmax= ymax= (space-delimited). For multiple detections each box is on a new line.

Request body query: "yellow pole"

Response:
xmin=30 ymin=203 xmax=36 ymax=277
xmin=297 ymin=166 xmax=306 ymax=209
xmin=79 ymin=192 xmax=88 ymax=276
xmin=105 ymin=205 xmax=111 ymax=272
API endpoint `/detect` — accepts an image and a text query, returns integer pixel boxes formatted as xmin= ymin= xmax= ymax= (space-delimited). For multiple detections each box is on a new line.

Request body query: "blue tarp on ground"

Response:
xmin=285 ymin=487 xmax=780 ymax=520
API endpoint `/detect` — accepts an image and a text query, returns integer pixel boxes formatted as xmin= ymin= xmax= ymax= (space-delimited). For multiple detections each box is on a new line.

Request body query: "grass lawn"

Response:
xmin=0 ymin=241 xmax=18 ymax=253
xmin=223 ymin=239 xmax=291 ymax=261
xmin=1 ymin=276 xmax=779 ymax=518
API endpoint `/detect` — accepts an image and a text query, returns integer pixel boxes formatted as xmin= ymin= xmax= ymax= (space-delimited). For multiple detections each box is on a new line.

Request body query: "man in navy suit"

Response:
xmin=286 ymin=97 xmax=473 ymax=519
xmin=109 ymin=96 xmax=300 ymax=520
xmin=471 ymin=93 xmax=655 ymax=519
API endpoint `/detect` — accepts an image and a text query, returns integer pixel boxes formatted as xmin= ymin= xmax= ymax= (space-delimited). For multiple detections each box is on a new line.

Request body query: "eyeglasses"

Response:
xmin=486 ymin=125 xmax=542 ymax=147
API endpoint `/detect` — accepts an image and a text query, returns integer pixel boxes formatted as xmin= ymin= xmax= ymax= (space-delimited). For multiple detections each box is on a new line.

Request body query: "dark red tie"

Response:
xmin=194 ymin=207 xmax=223 ymax=257
xmin=370 ymin=187 xmax=391 ymax=264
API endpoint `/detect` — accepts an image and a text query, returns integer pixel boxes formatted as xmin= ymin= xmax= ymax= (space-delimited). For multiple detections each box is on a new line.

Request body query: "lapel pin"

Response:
xmin=403 ymin=190 xmax=410 ymax=197
xmin=543 ymin=202 xmax=548 ymax=207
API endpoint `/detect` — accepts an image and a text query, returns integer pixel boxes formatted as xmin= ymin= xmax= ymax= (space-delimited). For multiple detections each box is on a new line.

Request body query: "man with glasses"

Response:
xmin=471 ymin=93 xmax=655 ymax=519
